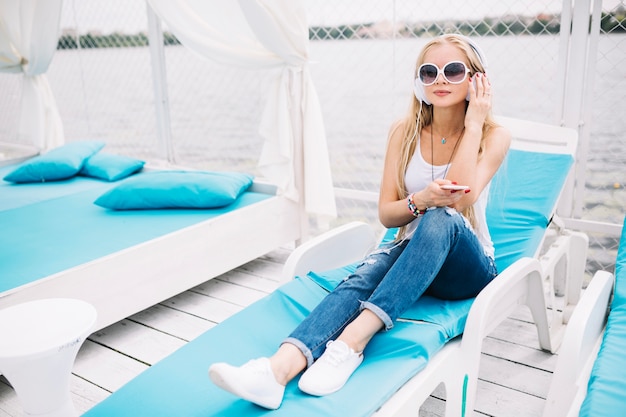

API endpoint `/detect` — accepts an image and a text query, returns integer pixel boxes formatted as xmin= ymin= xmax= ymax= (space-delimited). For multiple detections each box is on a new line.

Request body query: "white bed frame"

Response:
xmin=282 ymin=116 xmax=588 ymax=416
xmin=0 ymin=180 xmax=303 ymax=331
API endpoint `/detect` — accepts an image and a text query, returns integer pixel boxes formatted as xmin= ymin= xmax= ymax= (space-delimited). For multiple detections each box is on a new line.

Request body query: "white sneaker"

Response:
xmin=209 ymin=358 xmax=285 ymax=410
xmin=298 ymin=340 xmax=364 ymax=396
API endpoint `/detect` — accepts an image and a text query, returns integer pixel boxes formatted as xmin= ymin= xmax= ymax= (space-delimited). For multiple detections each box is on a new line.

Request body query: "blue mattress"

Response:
xmin=83 ymin=149 xmax=574 ymax=417
xmin=0 ymin=165 xmax=271 ymax=294
xmin=579 ymin=216 xmax=626 ymax=416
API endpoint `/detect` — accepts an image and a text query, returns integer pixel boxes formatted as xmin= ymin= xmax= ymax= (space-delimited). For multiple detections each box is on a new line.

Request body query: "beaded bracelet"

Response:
xmin=407 ymin=193 xmax=426 ymax=218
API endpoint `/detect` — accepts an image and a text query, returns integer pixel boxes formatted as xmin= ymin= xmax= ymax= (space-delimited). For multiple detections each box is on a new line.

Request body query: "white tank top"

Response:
xmin=403 ymin=136 xmax=494 ymax=259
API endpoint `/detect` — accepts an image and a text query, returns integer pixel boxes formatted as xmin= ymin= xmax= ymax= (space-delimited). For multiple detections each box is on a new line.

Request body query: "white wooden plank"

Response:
xmin=431 ymin=378 xmax=546 ymax=417
xmin=191 ymin=278 xmax=269 ymax=307
xmin=419 ymin=394 xmax=446 ymax=416
xmin=72 ymin=340 xmax=149 ymax=393
xmin=482 ymin=337 xmax=557 ymax=373
xmin=215 ymin=269 xmax=282 ymax=294
xmin=488 ymin=316 xmax=547 ymax=351
xmin=161 ymin=291 xmax=243 ymax=323
xmin=71 ymin=374 xmax=110 ymax=415
xmin=236 ymin=256 xmax=287 ymax=282
xmin=89 ymin=319 xmax=187 ymax=365
xmin=478 ymin=354 xmax=552 ymax=399
xmin=473 ymin=379 xmax=546 ymax=417
xmin=129 ymin=303 xmax=216 ymax=342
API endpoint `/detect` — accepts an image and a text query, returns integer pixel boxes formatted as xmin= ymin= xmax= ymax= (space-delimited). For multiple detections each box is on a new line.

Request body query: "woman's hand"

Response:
xmin=465 ymin=73 xmax=492 ymax=132
xmin=416 ymin=179 xmax=467 ymax=209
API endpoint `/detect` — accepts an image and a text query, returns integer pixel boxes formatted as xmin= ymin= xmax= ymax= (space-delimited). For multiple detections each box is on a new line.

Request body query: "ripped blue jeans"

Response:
xmin=284 ymin=207 xmax=498 ymax=367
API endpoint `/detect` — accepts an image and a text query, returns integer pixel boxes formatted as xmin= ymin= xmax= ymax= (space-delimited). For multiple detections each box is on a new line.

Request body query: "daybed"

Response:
xmin=0 ymin=156 xmax=303 ymax=331
xmin=81 ymin=116 xmax=589 ymax=416
xmin=0 ymin=0 xmax=334 ymax=334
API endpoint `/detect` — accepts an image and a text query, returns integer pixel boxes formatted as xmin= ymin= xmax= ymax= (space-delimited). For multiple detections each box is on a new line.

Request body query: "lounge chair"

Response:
xmin=543 ymin=216 xmax=625 ymax=417
xmin=82 ymin=116 xmax=586 ymax=416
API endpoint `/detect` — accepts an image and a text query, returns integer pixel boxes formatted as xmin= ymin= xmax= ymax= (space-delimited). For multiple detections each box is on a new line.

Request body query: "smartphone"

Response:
xmin=440 ymin=184 xmax=469 ymax=191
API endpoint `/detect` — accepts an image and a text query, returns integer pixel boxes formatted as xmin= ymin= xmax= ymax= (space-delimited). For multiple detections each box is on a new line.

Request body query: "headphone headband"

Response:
xmin=458 ymin=34 xmax=488 ymax=72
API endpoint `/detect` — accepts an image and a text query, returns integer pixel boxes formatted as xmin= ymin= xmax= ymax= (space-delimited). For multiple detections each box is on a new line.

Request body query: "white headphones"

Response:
xmin=413 ymin=35 xmax=489 ymax=105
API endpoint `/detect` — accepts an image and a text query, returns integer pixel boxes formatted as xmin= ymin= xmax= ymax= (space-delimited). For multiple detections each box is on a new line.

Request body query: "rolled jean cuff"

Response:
xmin=281 ymin=337 xmax=315 ymax=368
xmin=360 ymin=301 xmax=393 ymax=330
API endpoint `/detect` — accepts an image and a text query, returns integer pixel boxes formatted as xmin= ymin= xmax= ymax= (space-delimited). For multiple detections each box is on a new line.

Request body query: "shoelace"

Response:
xmin=245 ymin=358 xmax=270 ymax=375
xmin=322 ymin=341 xmax=353 ymax=366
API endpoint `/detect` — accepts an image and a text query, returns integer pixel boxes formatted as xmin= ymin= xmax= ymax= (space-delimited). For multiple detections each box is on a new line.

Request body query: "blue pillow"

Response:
xmin=80 ymin=152 xmax=145 ymax=182
xmin=94 ymin=170 xmax=254 ymax=210
xmin=3 ymin=141 xmax=105 ymax=183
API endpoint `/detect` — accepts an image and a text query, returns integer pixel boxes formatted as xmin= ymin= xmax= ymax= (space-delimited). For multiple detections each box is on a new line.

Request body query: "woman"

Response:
xmin=209 ymin=34 xmax=511 ymax=410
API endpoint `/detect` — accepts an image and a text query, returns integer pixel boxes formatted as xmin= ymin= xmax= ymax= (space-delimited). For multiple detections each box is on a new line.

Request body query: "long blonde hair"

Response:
xmin=395 ymin=34 xmax=497 ymax=238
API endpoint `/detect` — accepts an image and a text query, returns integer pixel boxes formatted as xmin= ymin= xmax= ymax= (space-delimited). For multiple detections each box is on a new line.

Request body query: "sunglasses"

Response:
xmin=417 ymin=61 xmax=470 ymax=86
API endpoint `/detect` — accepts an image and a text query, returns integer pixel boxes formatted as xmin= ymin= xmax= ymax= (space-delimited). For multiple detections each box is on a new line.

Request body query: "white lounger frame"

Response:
xmin=0 ymin=181 xmax=303 ymax=331
xmin=282 ymin=116 xmax=587 ymax=416
xmin=542 ymin=270 xmax=614 ymax=417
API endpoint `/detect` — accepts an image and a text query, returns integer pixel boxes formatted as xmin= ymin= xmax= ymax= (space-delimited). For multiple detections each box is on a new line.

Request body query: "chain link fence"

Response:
xmin=306 ymin=0 xmax=625 ymax=278
xmin=0 ymin=0 xmax=623 ymax=276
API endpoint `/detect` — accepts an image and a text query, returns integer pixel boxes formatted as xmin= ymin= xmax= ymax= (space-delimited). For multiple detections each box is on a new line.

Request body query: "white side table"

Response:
xmin=0 ymin=299 xmax=97 ymax=417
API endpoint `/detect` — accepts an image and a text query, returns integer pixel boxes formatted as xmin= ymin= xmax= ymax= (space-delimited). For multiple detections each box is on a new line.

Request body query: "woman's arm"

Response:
xmin=445 ymin=74 xmax=511 ymax=211
xmin=446 ymin=125 xmax=511 ymax=212
xmin=377 ymin=122 xmax=475 ymax=229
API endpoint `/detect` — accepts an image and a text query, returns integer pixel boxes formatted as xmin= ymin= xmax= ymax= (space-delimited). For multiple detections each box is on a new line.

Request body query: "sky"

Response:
xmin=306 ymin=0 xmax=565 ymax=26
xmin=59 ymin=0 xmax=624 ymax=34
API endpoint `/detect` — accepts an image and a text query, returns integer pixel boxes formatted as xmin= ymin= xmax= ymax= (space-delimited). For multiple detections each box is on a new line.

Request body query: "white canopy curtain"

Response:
xmin=147 ymin=0 xmax=337 ymax=218
xmin=0 ymin=0 xmax=64 ymax=150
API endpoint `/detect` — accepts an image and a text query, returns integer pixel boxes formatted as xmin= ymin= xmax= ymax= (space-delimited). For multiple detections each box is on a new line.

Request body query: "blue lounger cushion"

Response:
xmin=3 ymin=141 xmax=104 ymax=183
xmin=83 ymin=274 xmax=461 ymax=417
xmin=94 ymin=170 xmax=254 ymax=210
xmin=83 ymin=149 xmax=574 ymax=416
xmin=80 ymin=152 xmax=145 ymax=181
xmin=579 ymin=217 xmax=626 ymax=416
xmin=486 ymin=149 xmax=573 ymax=272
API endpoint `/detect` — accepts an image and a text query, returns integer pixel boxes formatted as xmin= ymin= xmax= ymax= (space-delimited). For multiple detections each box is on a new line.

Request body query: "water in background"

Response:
xmin=0 ymin=35 xmax=623 ymax=227
xmin=307 ymin=36 xmax=625 ymax=226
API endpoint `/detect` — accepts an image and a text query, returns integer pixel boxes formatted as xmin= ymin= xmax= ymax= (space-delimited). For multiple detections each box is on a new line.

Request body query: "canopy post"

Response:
xmin=146 ymin=3 xmax=175 ymax=164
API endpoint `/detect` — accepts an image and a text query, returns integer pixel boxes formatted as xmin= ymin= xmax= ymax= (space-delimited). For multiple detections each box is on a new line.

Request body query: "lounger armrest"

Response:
xmin=281 ymin=221 xmax=378 ymax=283
xmin=450 ymin=257 xmax=551 ymax=415
xmin=542 ymin=270 xmax=614 ymax=417
xmin=462 ymin=257 xmax=550 ymax=352
xmin=540 ymin=229 xmax=589 ymax=319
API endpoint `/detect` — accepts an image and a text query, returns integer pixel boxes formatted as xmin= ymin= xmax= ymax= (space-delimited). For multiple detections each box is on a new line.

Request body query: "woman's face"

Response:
xmin=420 ymin=43 xmax=470 ymax=106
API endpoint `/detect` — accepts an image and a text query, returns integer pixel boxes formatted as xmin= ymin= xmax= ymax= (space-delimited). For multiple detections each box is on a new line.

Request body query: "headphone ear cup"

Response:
xmin=413 ymin=79 xmax=430 ymax=105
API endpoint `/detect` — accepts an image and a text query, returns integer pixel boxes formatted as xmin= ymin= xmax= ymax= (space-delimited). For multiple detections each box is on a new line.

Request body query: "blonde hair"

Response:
xmin=395 ymin=34 xmax=498 ymax=238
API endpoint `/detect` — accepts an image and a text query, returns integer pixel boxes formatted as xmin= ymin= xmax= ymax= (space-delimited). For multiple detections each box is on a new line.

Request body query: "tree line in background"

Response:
xmin=310 ymin=10 xmax=625 ymax=40
xmin=57 ymin=11 xmax=626 ymax=49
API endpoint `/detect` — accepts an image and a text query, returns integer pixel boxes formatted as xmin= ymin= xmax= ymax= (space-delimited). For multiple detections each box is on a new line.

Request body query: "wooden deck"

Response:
xmin=0 ymin=246 xmax=557 ymax=417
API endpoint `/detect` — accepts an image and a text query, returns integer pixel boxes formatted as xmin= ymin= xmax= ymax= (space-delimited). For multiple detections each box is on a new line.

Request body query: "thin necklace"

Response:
xmin=433 ymin=127 xmax=464 ymax=144
xmin=430 ymin=125 xmax=464 ymax=181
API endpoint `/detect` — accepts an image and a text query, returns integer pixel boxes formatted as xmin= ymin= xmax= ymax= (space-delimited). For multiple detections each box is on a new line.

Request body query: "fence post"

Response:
xmin=555 ymin=0 xmax=602 ymax=218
